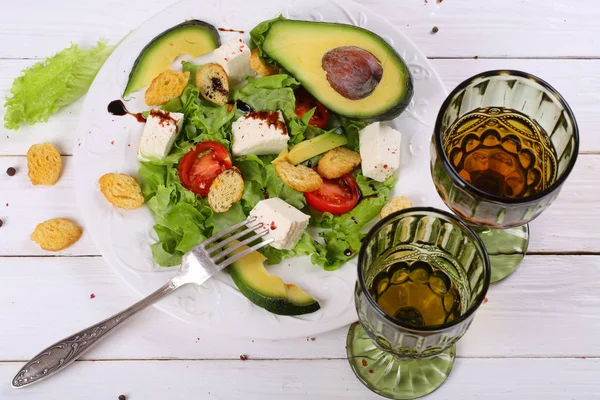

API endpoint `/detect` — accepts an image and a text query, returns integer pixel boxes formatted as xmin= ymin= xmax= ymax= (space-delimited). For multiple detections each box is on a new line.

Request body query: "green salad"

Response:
xmin=139 ymin=66 xmax=395 ymax=271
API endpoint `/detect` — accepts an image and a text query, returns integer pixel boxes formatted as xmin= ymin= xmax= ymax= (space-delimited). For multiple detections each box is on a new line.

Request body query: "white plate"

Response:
xmin=73 ymin=0 xmax=447 ymax=339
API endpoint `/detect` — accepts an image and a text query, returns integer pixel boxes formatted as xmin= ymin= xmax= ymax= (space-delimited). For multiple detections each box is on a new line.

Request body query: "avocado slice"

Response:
xmin=272 ymin=132 xmax=348 ymax=165
xmin=228 ymin=245 xmax=321 ymax=316
xmin=123 ymin=20 xmax=220 ymax=96
xmin=258 ymin=19 xmax=413 ymax=121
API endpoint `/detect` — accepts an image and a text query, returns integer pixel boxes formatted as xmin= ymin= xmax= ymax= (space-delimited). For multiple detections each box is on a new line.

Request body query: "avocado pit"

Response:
xmin=321 ymin=46 xmax=383 ymax=100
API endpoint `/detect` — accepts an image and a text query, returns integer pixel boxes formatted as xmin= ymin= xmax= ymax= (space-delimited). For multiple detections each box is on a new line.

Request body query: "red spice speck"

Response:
xmin=369 ymin=369 xmax=374 ymax=374
xmin=484 ymin=297 xmax=489 ymax=304
xmin=242 ymin=135 xmax=245 ymax=139
xmin=270 ymin=221 xmax=277 ymax=230
xmin=583 ymin=356 xmax=587 ymax=359
xmin=128 ymin=144 xmax=131 ymax=147
xmin=111 ymin=141 xmax=115 ymax=145
xmin=383 ymin=164 xmax=388 ymax=169
xmin=361 ymin=359 xmax=367 ymax=367
xmin=239 ymin=39 xmax=243 ymax=42
xmin=5 ymin=203 xmax=8 ymax=207
xmin=78 ymin=143 xmax=81 ymax=147
xmin=6 ymin=136 xmax=9 ymax=139
xmin=224 ymin=57 xmax=229 ymax=61
xmin=90 ymin=293 xmax=95 ymax=299
xmin=240 ymin=354 xmax=248 ymax=361
xmin=91 ymin=360 xmax=96 ymax=362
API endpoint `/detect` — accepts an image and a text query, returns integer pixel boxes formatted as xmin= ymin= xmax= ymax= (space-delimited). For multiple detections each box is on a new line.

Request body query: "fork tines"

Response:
xmin=201 ymin=216 xmax=274 ymax=268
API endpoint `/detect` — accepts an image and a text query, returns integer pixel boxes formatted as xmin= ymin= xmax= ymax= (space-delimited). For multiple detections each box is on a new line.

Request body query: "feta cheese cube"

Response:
xmin=232 ymin=110 xmax=289 ymax=156
xmin=358 ymin=122 xmax=401 ymax=182
xmin=249 ymin=198 xmax=310 ymax=250
xmin=138 ymin=109 xmax=184 ymax=160
xmin=214 ymin=38 xmax=255 ymax=87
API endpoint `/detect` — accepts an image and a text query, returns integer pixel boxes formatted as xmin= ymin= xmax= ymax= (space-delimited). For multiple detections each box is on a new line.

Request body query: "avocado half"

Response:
xmin=228 ymin=245 xmax=321 ymax=316
xmin=123 ymin=20 xmax=220 ymax=96
xmin=259 ymin=19 xmax=413 ymax=121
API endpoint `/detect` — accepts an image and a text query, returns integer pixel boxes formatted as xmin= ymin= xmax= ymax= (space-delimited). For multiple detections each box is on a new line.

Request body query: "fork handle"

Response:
xmin=12 ymin=278 xmax=184 ymax=388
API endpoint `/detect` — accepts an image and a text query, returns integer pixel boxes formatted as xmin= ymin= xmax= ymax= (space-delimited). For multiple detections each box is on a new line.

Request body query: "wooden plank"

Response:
xmin=1 ymin=154 xmax=597 ymax=256
xmin=0 ymin=156 xmax=101 ymax=256
xmin=1 ymin=358 xmax=598 ymax=399
xmin=2 ymin=58 xmax=600 ymax=155
xmin=0 ymin=0 xmax=598 ymax=59
xmin=1 ymin=255 xmax=599 ymax=361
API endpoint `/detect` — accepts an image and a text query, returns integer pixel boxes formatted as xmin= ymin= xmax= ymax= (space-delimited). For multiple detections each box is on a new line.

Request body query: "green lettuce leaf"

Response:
xmin=4 ymin=39 xmax=116 ymax=130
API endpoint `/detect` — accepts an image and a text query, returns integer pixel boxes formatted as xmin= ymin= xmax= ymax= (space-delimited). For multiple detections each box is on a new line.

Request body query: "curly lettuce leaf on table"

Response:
xmin=4 ymin=40 xmax=115 ymax=130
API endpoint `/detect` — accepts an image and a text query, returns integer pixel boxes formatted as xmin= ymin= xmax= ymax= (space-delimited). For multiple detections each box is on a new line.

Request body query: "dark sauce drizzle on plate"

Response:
xmin=218 ymin=28 xmax=245 ymax=34
xmin=108 ymin=99 xmax=146 ymax=123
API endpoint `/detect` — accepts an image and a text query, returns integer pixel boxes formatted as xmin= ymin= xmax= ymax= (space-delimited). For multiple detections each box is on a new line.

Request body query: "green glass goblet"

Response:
xmin=347 ymin=208 xmax=490 ymax=399
xmin=431 ymin=70 xmax=579 ymax=282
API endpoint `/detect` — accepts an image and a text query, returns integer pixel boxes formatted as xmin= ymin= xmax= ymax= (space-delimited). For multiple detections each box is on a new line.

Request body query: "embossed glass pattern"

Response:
xmin=430 ymin=70 xmax=579 ymax=282
xmin=347 ymin=208 xmax=490 ymax=399
xmin=431 ymin=70 xmax=579 ymax=228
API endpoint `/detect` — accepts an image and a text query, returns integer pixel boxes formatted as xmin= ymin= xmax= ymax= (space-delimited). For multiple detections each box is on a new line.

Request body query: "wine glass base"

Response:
xmin=471 ymin=224 xmax=529 ymax=283
xmin=346 ymin=322 xmax=456 ymax=400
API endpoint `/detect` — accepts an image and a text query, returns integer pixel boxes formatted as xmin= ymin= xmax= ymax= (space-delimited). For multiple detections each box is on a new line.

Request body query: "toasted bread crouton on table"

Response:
xmin=31 ymin=218 xmax=83 ymax=251
xmin=275 ymin=161 xmax=323 ymax=193
xmin=317 ymin=147 xmax=361 ymax=179
xmin=196 ymin=63 xmax=229 ymax=106
xmin=99 ymin=173 xmax=145 ymax=210
xmin=250 ymin=48 xmax=279 ymax=77
xmin=380 ymin=196 xmax=413 ymax=219
xmin=27 ymin=142 xmax=62 ymax=186
xmin=145 ymin=69 xmax=190 ymax=106
xmin=208 ymin=167 xmax=245 ymax=213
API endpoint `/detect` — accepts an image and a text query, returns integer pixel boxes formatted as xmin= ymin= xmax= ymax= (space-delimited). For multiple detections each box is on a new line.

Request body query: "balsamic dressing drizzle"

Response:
xmin=108 ymin=99 xmax=146 ymax=123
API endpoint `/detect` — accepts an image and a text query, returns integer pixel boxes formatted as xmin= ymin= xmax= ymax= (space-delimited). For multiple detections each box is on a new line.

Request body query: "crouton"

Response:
xmin=31 ymin=218 xmax=83 ymax=251
xmin=250 ymin=48 xmax=279 ymax=77
xmin=195 ymin=63 xmax=230 ymax=106
xmin=317 ymin=147 xmax=361 ymax=179
xmin=380 ymin=196 xmax=413 ymax=219
xmin=145 ymin=69 xmax=190 ymax=106
xmin=275 ymin=161 xmax=323 ymax=192
xmin=27 ymin=143 xmax=62 ymax=186
xmin=98 ymin=173 xmax=145 ymax=210
xmin=208 ymin=167 xmax=245 ymax=213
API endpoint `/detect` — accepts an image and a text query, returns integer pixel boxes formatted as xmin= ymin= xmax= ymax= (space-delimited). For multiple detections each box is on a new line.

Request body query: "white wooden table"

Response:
xmin=1 ymin=0 xmax=599 ymax=398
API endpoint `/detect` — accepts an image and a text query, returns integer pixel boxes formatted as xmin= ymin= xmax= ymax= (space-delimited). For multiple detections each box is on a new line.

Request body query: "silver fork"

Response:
xmin=12 ymin=216 xmax=271 ymax=389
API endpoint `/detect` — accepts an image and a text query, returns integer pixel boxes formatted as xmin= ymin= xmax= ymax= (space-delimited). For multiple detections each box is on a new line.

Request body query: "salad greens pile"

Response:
xmin=140 ymin=66 xmax=395 ymax=271
xmin=4 ymin=40 xmax=116 ymax=130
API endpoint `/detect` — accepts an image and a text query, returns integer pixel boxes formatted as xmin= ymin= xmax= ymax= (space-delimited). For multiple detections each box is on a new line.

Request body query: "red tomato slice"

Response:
xmin=305 ymin=173 xmax=361 ymax=215
xmin=295 ymin=87 xmax=329 ymax=129
xmin=178 ymin=141 xmax=232 ymax=197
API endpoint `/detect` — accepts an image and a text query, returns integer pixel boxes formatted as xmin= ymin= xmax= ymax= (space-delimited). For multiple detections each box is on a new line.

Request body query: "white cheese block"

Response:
xmin=138 ymin=109 xmax=184 ymax=160
xmin=232 ymin=111 xmax=289 ymax=156
xmin=249 ymin=198 xmax=310 ymax=250
xmin=358 ymin=122 xmax=402 ymax=182
xmin=214 ymin=37 xmax=255 ymax=87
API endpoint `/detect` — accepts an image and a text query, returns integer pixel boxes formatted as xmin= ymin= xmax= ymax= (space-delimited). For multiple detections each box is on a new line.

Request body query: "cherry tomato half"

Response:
xmin=295 ymin=87 xmax=329 ymax=129
xmin=305 ymin=173 xmax=361 ymax=215
xmin=178 ymin=141 xmax=232 ymax=197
